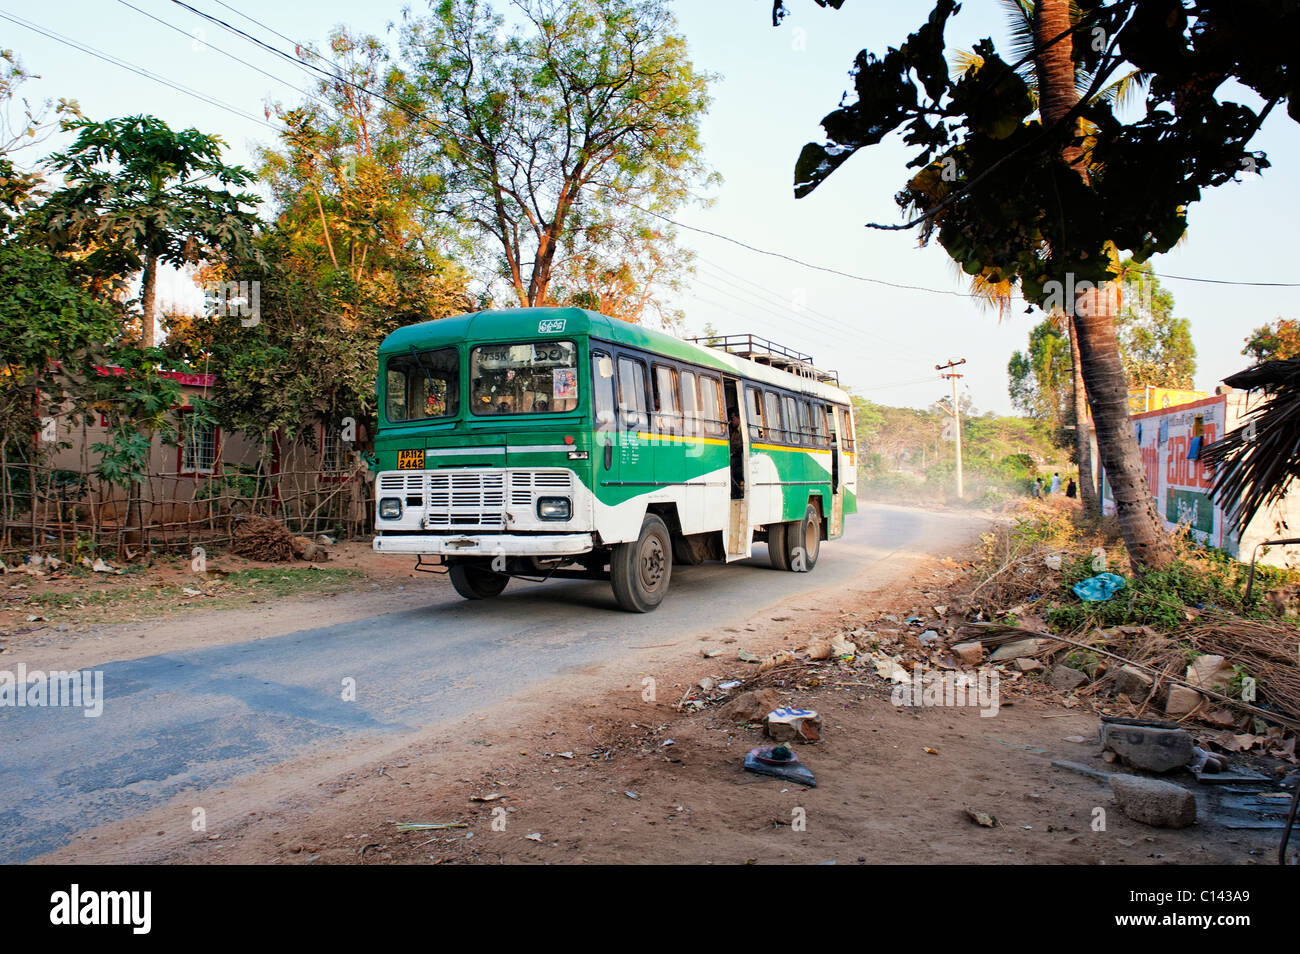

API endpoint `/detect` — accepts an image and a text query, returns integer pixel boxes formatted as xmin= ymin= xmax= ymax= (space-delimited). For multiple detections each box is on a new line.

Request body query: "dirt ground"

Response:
xmin=42 ymin=545 xmax=1284 ymax=866
xmin=0 ymin=541 xmax=437 ymax=672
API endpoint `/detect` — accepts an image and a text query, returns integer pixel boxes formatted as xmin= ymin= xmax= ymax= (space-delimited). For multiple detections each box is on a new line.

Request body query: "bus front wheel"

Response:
xmin=448 ymin=564 xmax=510 ymax=600
xmin=610 ymin=514 xmax=672 ymax=612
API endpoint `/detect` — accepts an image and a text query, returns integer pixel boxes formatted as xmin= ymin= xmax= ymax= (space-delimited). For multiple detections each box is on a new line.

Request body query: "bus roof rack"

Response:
xmin=686 ymin=333 xmax=840 ymax=386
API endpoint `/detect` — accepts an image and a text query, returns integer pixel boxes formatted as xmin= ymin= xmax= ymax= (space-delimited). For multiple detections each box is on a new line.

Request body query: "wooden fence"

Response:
xmin=0 ymin=457 xmax=372 ymax=560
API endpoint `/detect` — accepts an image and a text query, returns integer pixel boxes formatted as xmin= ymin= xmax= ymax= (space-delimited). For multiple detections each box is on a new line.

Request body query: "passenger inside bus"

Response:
xmin=728 ymin=407 xmax=744 ymax=499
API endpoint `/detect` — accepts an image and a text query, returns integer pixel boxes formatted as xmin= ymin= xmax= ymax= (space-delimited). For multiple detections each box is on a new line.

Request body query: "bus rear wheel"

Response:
xmin=785 ymin=503 xmax=822 ymax=572
xmin=448 ymin=564 xmax=510 ymax=600
xmin=610 ymin=514 xmax=672 ymax=612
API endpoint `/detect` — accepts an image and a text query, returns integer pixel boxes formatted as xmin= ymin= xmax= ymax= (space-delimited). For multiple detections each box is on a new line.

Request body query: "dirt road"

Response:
xmin=2 ymin=503 xmax=990 ymax=863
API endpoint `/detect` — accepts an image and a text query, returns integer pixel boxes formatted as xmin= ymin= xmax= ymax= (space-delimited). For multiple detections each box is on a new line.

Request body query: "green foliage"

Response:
xmin=400 ymin=0 xmax=715 ymax=313
xmin=1007 ymin=316 xmax=1070 ymax=429
xmin=84 ymin=348 xmax=194 ymax=489
xmin=791 ymin=0 xmax=1290 ymax=312
xmin=1115 ymin=259 xmax=1195 ymax=387
xmin=852 ymin=395 xmax=1069 ymax=504
xmin=1243 ymin=317 xmax=1300 ymax=361
xmin=42 ymin=115 xmax=262 ymax=312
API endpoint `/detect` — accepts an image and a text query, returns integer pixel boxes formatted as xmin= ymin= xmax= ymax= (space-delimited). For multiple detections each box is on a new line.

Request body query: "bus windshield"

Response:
xmin=469 ymin=340 xmax=580 ymax=415
xmin=385 ymin=347 xmax=459 ymax=422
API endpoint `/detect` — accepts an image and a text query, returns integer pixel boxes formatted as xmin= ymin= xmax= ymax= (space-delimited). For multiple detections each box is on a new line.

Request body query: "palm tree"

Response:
xmin=951 ymin=0 xmax=1148 ymax=517
xmin=1031 ymin=0 xmax=1173 ymax=567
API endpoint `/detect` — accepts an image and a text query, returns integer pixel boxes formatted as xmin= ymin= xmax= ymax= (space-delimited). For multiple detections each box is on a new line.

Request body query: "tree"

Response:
xmin=1 ymin=49 xmax=79 ymax=155
xmin=1115 ymin=258 xmax=1195 ymax=387
xmin=1243 ymin=317 xmax=1300 ymax=361
xmin=400 ymin=0 xmax=714 ymax=313
xmin=43 ymin=115 xmax=262 ymax=349
xmin=1009 ymin=260 xmax=1196 ymax=419
xmin=952 ymin=0 xmax=1150 ymax=517
xmin=782 ymin=0 xmax=1293 ymax=570
xmin=191 ymin=29 xmax=473 ymax=454
xmin=1008 ymin=316 xmax=1071 ymax=427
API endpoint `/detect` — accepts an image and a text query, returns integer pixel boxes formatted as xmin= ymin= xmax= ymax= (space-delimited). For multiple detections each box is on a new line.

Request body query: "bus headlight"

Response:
xmin=536 ymin=496 xmax=571 ymax=521
xmin=379 ymin=497 xmax=403 ymax=520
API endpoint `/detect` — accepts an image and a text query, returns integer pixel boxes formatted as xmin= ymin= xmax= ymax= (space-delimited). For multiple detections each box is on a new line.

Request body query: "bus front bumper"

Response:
xmin=373 ymin=533 xmax=594 ymax=557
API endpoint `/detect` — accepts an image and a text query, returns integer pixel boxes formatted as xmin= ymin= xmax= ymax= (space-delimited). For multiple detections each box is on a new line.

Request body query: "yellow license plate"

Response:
xmin=396 ymin=449 xmax=425 ymax=470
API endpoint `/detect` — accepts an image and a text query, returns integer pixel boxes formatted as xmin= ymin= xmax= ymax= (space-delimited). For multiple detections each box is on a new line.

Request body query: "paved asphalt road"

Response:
xmin=0 ymin=504 xmax=986 ymax=863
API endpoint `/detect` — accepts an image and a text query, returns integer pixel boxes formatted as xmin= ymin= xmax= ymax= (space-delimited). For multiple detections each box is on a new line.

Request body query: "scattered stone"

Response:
xmin=805 ymin=638 xmax=833 ymax=661
xmin=1014 ymin=658 xmax=1045 ymax=672
xmin=1186 ymin=654 xmax=1235 ymax=693
xmin=989 ymin=638 xmax=1051 ymax=662
xmin=721 ymin=688 xmax=784 ymax=723
xmin=1110 ymin=775 xmax=1197 ymax=828
xmin=933 ymin=604 xmax=949 ymax=617
xmin=1203 ymin=708 xmax=1238 ymax=729
xmin=1048 ymin=666 xmax=1088 ymax=691
xmin=1165 ymin=685 xmax=1203 ymax=717
xmin=951 ymin=641 xmax=984 ymax=665
xmin=1099 ymin=720 xmax=1195 ymax=774
xmin=764 ymin=707 xmax=822 ymax=743
xmin=965 ymin=809 xmax=998 ymax=828
xmin=1114 ymin=665 xmax=1154 ymax=699
xmin=698 ymin=677 xmax=717 ymax=692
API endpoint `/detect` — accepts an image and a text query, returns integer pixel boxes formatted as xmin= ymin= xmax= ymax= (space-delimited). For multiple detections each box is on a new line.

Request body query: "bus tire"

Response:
xmin=767 ymin=522 xmax=791 ymax=571
xmin=448 ymin=564 xmax=510 ymax=600
xmin=783 ymin=503 xmax=822 ymax=572
xmin=610 ymin=514 xmax=672 ymax=612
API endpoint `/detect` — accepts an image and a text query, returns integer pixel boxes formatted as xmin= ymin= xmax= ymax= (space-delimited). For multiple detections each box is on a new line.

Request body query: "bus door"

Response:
xmin=828 ymin=404 xmax=846 ymax=538
xmin=723 ymin=377 xmax=751 ymax=559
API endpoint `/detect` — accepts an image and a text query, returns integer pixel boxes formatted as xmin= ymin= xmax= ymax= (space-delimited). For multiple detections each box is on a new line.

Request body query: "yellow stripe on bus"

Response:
xmin=751 ymin=443 xmax=832 ymax=455
xmin=634 ymin=432 xmax=730 ymax=446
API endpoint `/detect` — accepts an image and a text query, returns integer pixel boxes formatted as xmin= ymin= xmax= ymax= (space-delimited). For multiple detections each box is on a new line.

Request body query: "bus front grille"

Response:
xmin=380 ymin=469 xmax=573 ymax=530
xmin=426 ymin=471 xmax=506 ymax=529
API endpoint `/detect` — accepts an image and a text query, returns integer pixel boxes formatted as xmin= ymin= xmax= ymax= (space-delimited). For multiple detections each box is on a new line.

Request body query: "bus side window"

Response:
xmin=782 ymin=396 xmax=799 ymax=446
xmin=653 ymin=364 xmax=682 ymax=437
xmin=837 ymin=405 xmax=855 ymax=452
xmin=763 ymin=391 xmax=784 ymax=444
xmin=680 ymin=370 xmax=698 ymax=437
xmin=747 ymin=386 xmax=765 ymax=441
xmin=810 ymin=402 xmax=828 ymax=447
xmin=796 ymin=399 xmax=812 ymax=447
xmin=699 ymin=375 xmax=725 ymax=437
xmin=592 ymin=352 xmax=617 ymax=432
xmin=617 ymin=356 xmax=649 ymax=433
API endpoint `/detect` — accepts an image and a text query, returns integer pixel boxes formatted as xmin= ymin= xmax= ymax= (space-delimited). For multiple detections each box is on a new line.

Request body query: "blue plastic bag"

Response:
xmin=1073 ymin=572 xmax=1126 ymax=602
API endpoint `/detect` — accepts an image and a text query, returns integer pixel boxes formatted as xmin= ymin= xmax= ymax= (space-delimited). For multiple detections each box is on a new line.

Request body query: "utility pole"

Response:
xmin=936 ymin=358 xmax=966 ymax=499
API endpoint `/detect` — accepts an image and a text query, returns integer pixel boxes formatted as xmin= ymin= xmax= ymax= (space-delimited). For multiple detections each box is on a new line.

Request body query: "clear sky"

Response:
xmin=4 ymin=0 xmax=1297 ymax=414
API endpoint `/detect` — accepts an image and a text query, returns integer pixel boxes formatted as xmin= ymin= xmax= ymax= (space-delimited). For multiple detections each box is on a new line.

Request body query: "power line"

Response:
xmin=114 ymin=0 xmax=335 ymax=118
xmin=694 ymin=254 xmax=935 ymax=363
xmin=0 ymin=10 xmax=280 ymax=132
xmin=1152 ymin=272 xmax=1300 ymax=288
xmin=168 ymin=0 xmax=483 ymax=155
xmin=170 ymin=3 xmax=1300 ymax=295
xmin=37 ymin=3 xmax=1296 ymax=300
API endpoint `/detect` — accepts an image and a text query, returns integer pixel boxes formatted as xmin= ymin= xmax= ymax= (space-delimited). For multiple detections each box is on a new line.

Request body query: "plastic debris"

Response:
xmin=1072 ymin=572 xmax=1126 ymax=602
xmin=743 ymin=745 xmax=816 ymax=787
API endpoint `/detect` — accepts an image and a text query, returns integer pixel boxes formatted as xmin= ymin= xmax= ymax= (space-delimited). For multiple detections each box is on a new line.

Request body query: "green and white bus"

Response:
xmin=372 ymin=308 xmax=858 ymax=612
